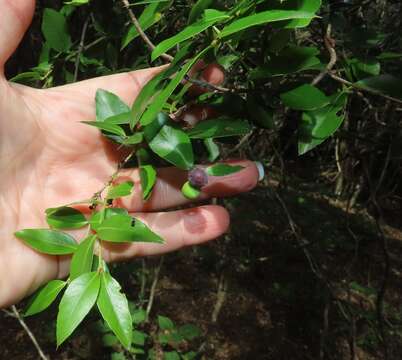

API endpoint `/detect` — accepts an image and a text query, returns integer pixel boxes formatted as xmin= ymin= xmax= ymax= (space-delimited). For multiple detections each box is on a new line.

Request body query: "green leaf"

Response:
xmin=178 ymin=324 xmax=202 ymax=340
xmin=97 ymin=272 xmax=132 ymax=350
xmin=64 ymin=0 xmax=89 ymax=5
xmin=204 ymin=138 xmax=220 ymax=162
xmin=151 ymin=16 xmax=225 ymax=60
xmin=187 ymin=118 xmax=251 ymax=139
xmin=89 ymin=208 xmax=129 ymax=231
xmin=250 ymin=46 xmax=321 ymax=79
xmin=164 ymin=352 xmax=180 ymax=360
xmin=96 ymin=215 xmax=164 ymax=244
xmin=82 ymin=121 xmax=127 ymax=137
xmin=69 ymin=235 xmax=96 ymax=280
xmin=140 ymin=165 xmax=157 ymax=200
xmin=96 ymin=89 xmax=130 ymax=122
xmin=57 ymin=272 xmax=100 ymax=346
xmin=132 ymin=330 xmax=147 ymax=346
xmin=158 ymin=315 xmax=174 ymax=330
xmin=356 ymin=75 xmax=402 ymax=100
xmin=15 ymin=229 xmax=78 ymax=255
xmin=24 ymin=280 xmax=67 ymax=317
xmin=106 ymin=181 xmax=135 ymax=200
xmin=206 ymin=164 xmax=244 ymax=176
xmin=104 ymin=112 xmax=133 ymax=125
xmin=298 ymin=93 xmax=347 ymax=155
xmin=148 ymin=125 xmax=194 ymax=170
xmin=181 ymin=181 xmax=201 ymax=200
xmin=46 ymin=207 xmax=87 ymax=230
xmin=347 ymin=57 xmax=380 ymax=80
xmin=280 ymin=84 xmax=329 ymax=111
xmin=188 ymin=0 xmax=213 ymax=24
xmin=132 ymin=308 xmax=147 ymax=324
xmin=123 ymin=133 xmax=144 ymax=145
xmin=220 ymin=10 xmax=315 ymax=38
xmin=41 ymin=8 xmax=71 ymax=52
xmin=140 ymin=46 xmax=211 ymax=126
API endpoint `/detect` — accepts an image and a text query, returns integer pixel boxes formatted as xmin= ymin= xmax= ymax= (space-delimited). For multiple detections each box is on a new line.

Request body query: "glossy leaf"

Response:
xmin=82 ymin=121 xmax=126 ymax=137
xmin=46 ymin=207 xmax=87 ymax=230
xmin=356 ymin=75 xmax=402 ymax=100
xmin=96 ymin=89 xmax=130 ymax=122
xmin=89 ymin=208 xmax=129 ymax=231
xmin=24 ymin=280 xmax=67 ymax=317
xmin=15 ymin=229 xmax=78 ymax=255
xmin=298 ymin=93 xmax=347 ymax=155
xmin=152 ymin=17 xmax=225 ymax=60
xmin=104 ymin=112 xmax=133 ymax=125
xmin=123 ymin=132 xmax=144 ymax=145
xmin=140 ymin=165 xmax=157 ymax=200
xmin=140 ymin=46 xmax=211 ymax=126
xmin=206 ymin=164 xmax=244 ymax=176
xmin=106 ymin=181 xmax=134 ymax=200
xmin=97 ymin=272 xmax=132 ymax=349
xmin=57 ymin=272 xmax=100 ymax=346
xmin=132 ymin=66 xmax=176 ymax=127
xmin=220 ymin=10 xmax=315 ymax=38
xmin=281 ymin=84 xmax=329 ymax=110
xmin=187 ymin=118 xmax=251 ymax=139
xmin=188 ymin=0 xmax=213 ymax=24
xmin=149 ymin=125 xmax=194 ymax=170
xmin=204 ymin=138 xmax=220 ymax=162
xmin=96 ymin=215 xmax=164 ymax=243
xmin=69 ymin=235 xmax=96 ymax=280
xmin=41 ymin=9 xmax=71 ymax=52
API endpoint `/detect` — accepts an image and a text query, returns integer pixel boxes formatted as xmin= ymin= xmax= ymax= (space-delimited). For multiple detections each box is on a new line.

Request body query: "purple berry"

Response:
xmin=188 ymin=167 xmax=208 ymax=189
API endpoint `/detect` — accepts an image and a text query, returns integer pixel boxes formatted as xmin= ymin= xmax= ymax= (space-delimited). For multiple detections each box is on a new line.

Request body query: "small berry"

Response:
xmin=188 ymin=167 xmax=208 ymax=189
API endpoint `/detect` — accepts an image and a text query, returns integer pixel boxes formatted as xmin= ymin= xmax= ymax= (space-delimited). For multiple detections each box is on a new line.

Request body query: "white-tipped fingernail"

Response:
xmin=254 ymin=161 xmax=265 ymax=181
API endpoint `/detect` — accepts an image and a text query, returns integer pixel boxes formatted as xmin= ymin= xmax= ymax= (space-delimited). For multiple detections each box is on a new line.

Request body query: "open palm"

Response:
xmin=0 ymin=0 xmax=260 ymax=308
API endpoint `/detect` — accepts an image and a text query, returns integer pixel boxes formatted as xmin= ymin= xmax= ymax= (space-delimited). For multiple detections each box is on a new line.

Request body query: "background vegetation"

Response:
xmin=1 ymin=0 xmax=402 ymax=359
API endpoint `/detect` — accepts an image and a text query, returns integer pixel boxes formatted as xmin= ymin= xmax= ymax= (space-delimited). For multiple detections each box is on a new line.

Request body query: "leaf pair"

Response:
xmin=57 ymin=271 xmax=132 ymax=349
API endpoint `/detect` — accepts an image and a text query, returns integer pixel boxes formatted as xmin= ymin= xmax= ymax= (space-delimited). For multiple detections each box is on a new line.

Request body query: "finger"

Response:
xmin=46 ymin=66 xmax=166 ymax=120
xmin=0 ymin=0 xmax=35 ymax=73
xmin=189 ymin=63 xmax=225 ymax=96
xmin=114 ymin=160 xmax=262 ymax=212
xmin=102 ymin=205 xmax=230 ymax=262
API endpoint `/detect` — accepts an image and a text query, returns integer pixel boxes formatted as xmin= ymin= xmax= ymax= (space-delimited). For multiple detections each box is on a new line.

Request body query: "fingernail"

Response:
xmin=254 ymin=161 xmax=265 ymax=181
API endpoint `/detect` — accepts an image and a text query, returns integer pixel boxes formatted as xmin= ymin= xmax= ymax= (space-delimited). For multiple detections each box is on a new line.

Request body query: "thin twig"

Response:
xmin=146 ymin=256 xmax=164 ymax=318
xmin=73 ymin=16 xmax=90 ymax=82
xmin=312 ymin=24 xmax=337 ymax=85
xmin=211 ymin=273 xmax=227 ymax=323
xmin=120 ymin=0 xmax=240 ymax=94
xmin=10 ymin=306 xmax=49 ymax=360
xmin=329 ymin=73 xmax=402 ymax=105
xmin=120 ymin=0 xmax=173 ymax=62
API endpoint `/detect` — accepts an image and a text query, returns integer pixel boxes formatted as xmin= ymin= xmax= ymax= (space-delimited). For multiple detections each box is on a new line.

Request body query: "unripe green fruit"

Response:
xmin=181 ymin=181 xmax=201 ymax=199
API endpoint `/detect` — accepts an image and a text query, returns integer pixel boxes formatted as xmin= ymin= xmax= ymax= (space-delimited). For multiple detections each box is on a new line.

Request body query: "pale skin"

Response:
xmin=0 ymin=0 xmax=260 ymax=308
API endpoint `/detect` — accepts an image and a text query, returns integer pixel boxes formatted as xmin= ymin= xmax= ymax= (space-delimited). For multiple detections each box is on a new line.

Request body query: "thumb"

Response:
xmin=0 ymin=0 xmax=35 ymax=74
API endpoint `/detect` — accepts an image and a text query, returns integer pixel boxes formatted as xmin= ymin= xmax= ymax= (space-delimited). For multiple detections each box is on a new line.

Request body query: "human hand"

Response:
xmin=0 ymin=0 xmax=261 ymax=308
